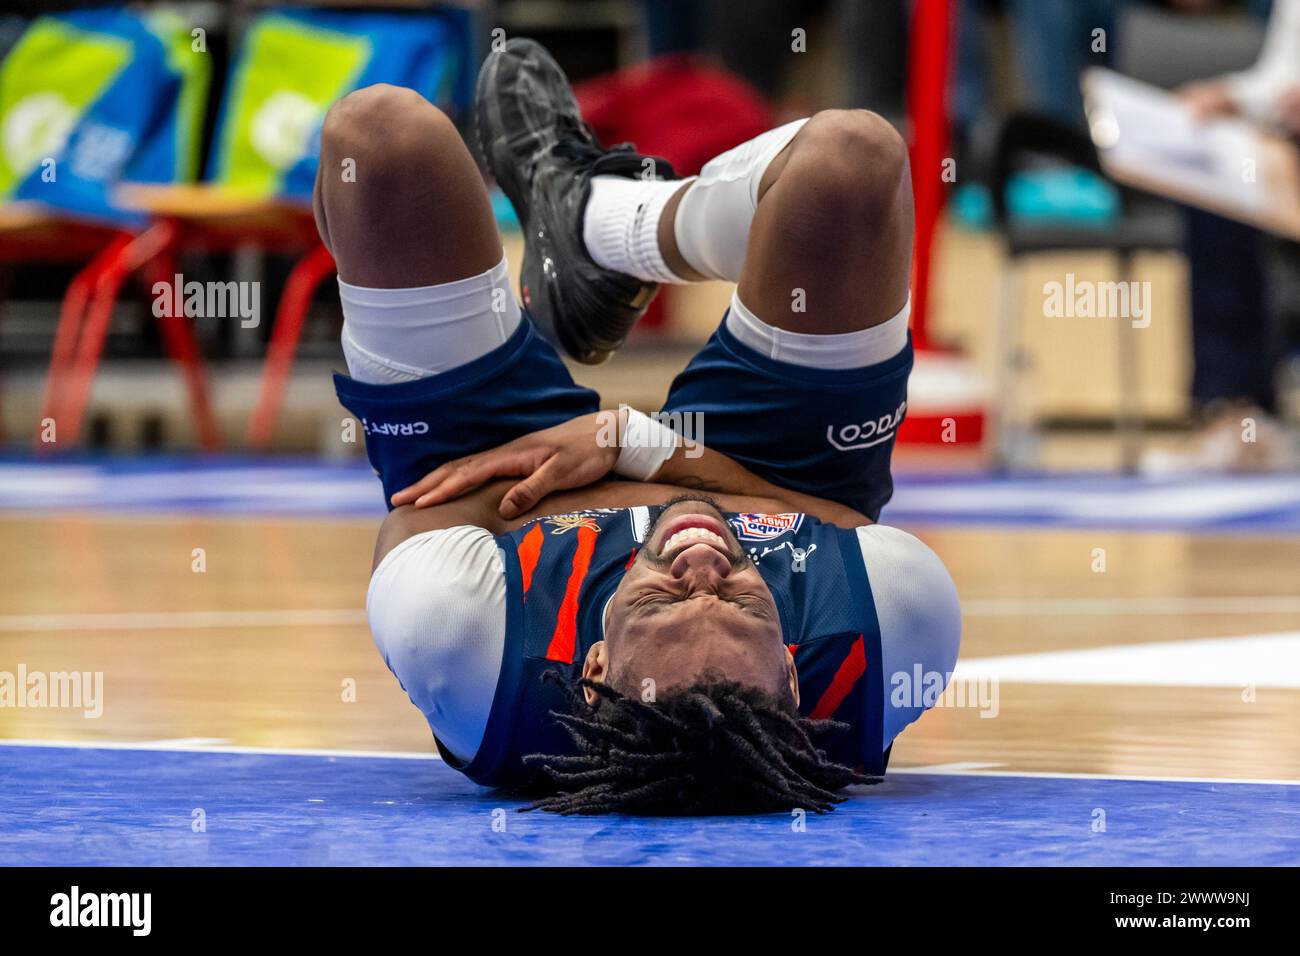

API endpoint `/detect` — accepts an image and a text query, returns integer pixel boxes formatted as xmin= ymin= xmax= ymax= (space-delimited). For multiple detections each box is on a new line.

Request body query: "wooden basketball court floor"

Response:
xmin=1 ymin=458 xmax=1298 ymax=865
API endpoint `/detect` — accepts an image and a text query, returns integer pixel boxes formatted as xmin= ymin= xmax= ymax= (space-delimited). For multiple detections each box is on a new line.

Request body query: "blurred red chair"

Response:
xmin=43 ymin=6 xmax=472 ymax=451
xmin=0 ymin=9 xmax=214 ymax=450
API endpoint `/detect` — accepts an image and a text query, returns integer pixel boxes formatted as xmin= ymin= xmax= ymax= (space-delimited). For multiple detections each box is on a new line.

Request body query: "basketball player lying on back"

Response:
xmin=322 ymin=39 xmax=961 ymax=814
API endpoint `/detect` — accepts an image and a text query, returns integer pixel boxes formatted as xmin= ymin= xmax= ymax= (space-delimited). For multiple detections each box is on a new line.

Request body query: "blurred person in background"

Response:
xmin=953 ymin=0 xmax=1121 ymax=143
xmin=1144 ymin=0 xmax=1300 ymax=472
xmin=963 ymin=0 xmax=1298 ymax=470
xmin=639 ymin=0 xmax=910 ymax=120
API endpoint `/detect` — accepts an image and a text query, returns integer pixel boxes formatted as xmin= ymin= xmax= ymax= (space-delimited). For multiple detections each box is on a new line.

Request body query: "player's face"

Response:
xmin=598 ymin=497 xmax=796 ymax=702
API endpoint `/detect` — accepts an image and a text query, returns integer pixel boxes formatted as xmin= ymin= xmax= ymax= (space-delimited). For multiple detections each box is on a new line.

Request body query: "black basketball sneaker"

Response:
xmin=475 ymin=37 xmax=676 ymax=365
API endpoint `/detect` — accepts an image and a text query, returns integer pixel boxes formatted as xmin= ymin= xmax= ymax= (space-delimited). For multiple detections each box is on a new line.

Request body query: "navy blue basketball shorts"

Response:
xmin=333 ymin=311 xmax=912 ymax=522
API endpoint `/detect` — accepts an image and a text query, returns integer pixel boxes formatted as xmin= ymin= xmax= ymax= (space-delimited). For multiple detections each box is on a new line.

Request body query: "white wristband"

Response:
xmin=614 ymin=408 xmax=679 ymax=481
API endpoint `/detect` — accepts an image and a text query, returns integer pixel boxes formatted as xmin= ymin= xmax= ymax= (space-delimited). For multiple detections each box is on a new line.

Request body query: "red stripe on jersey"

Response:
xmin=544 ymin=524 xmax=598 ymax=663
xmin=809 ymin=635 xmax=866 ymax=720
xmin=625 ymin=548 xmax=637 ymax=570
xmin=517 ymin=523 xmax=544 ymax=597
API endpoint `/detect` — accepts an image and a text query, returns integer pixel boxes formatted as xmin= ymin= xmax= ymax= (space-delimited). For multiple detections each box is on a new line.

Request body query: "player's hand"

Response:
xmin=1178 ymin=80 xmax=1238 ymax=122
xmin=389 ymin=412 xmax=621 ymax=518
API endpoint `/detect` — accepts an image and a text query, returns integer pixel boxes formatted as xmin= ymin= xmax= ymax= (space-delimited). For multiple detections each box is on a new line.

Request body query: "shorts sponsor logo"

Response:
xmin=729 ymin=512 xmax=804 ymax=541
xmin=361 ymin=417 xmax=429 ymax=437
xmin=826 ymin=400 xmax=907 ymax=451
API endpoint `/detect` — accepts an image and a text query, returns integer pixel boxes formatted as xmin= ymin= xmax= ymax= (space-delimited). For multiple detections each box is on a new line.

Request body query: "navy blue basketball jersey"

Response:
xmin=436 ymin=506 xmax=889 ymax=788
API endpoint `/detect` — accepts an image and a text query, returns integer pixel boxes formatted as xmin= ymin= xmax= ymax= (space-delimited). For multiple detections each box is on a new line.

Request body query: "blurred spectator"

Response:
xmin=1006 ymin=0 xmax=1122 ymax=125
xmin=955 ymin=0 xmax=1121 ymax=139
xmin=1179 ymin=0 xmax=1299 ymax=124
xmin=638 ymin=0 xmax=910 ymax=120
xmin=1146 ymin=0 xmax=1300 ymax=472
xmin=640 ymin=0 xmax=707 ymax=56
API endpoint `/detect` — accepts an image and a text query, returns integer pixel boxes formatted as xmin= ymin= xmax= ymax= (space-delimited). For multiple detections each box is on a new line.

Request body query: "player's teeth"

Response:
xmin=664 ymin=528 xmax=725 ymax=553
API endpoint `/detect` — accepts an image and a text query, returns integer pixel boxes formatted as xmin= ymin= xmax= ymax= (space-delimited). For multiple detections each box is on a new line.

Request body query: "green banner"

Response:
xmin=215 ymin=18 xmax=370 ymax=195
xmin=0 ymin=18 xmax=132 ymax=197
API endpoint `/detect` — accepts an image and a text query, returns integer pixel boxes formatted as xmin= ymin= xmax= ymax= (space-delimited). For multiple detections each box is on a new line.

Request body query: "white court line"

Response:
xmin=133 ymin=736 xmax=229 ymax=748
xmin=2 ymin=737 xmax=1297 ymax=786
xmin=889 ymin=766 xmax=1300 ymax=787
xmin=955 ymin=631 xmax=1300 ymax=688
xmin=2 ymin=597 xmax=1297 ymax=634
xmin=961 ymin=596 xmax=1300 ymax=617
xmin=0 ymin=737 xmax=438 ymax=761
xmin=896 ymin=761 xmax=1006 ymax=773
xmin=0 ymin=608 xmax=367 ymax=632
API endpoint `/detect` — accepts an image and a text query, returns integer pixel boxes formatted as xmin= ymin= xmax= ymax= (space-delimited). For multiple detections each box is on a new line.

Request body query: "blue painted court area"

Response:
xmin=2 ymin=745 xmax=1296 ymax=866
xmin=3 ymin=456 xmax=1300 ymax=532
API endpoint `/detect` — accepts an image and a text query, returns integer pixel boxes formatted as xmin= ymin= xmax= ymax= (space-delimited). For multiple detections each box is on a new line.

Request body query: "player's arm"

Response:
xmin=367 ymin=515 xmax=508 ymax=763
xmin=373 ymin=480 xmax=514 ymax=569
xmin=389 ymin=409 xmax=865 ymax=527
xmin=857 ymin=525 xmax=962 ymax=748
xmin=646 ymin=442 xmax=867 ymax=528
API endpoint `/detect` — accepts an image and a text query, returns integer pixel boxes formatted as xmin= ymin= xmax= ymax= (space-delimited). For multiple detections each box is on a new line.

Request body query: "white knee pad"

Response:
xmin=672 ymin=118 xmax=808 ymax=282
xmin=339 ymin=255 xmax=521 ymax=384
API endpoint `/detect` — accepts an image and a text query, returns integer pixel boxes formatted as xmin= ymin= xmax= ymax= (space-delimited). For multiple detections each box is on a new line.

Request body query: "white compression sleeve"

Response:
xmin=339 ymin=255 xmax=522 ymax=384
xmin=857 ymin=525 xmax=962 ymax=750
xmin=725 ymin=291 xmax=910 ymax=369
xmin=672 ymin=118 xmax=808 ymax=282
xmin=366 ymin=526 xmax=507 ymax=762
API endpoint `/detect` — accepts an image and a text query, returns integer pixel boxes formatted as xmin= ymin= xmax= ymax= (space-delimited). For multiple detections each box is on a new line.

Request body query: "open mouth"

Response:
xmin=656 ymin=514 xmax=733 ymax=561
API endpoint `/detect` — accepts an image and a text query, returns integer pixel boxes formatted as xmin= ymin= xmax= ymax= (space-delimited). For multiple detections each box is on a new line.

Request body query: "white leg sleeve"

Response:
xmin=672 ymin=117 xmax=808 ymax=282
xmin=725 ymin=290 xmax=910 ymax=369
xmin=339 ymin=255 xmax=522 ymax=385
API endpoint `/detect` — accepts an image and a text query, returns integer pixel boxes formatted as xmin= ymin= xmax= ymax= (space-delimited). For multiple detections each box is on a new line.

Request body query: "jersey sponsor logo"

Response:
xmin=524 ymin=509 xmax=618 ymax=535
xmin=826 ymin=400 xmax=907 ymax=451
xmin=545 ymin=514 xmax=602 ymax=535
xmin=729 ymin=512 xmax=804 ymax=541
xmin=748 ymin=540 xmax=818 ymax=571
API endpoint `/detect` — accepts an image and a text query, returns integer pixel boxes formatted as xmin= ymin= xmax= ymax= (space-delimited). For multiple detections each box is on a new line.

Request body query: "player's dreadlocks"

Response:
xmin=522 ymin=670 xmax=877 ymax=815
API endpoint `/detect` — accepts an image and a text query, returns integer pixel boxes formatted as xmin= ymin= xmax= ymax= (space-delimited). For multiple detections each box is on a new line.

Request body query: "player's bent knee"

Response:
xmin=320 ymin=83 xmax=455 ymax=184
xmin=790 ymin=109 xmax=909 ymax=215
